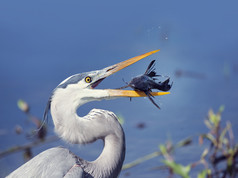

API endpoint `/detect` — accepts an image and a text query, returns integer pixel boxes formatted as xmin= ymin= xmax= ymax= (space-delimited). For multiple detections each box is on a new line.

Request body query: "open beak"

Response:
xmin=93 ymin=50 xmax=170 ymax=98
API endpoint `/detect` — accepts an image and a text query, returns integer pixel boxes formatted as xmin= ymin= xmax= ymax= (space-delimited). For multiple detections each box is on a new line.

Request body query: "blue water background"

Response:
xmin=1 ymin=1 xmax=238 ymax=177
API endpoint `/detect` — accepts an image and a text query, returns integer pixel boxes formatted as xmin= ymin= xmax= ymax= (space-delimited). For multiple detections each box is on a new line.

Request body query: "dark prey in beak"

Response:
xmin=118 ymin=60 xmax=172 ymax=109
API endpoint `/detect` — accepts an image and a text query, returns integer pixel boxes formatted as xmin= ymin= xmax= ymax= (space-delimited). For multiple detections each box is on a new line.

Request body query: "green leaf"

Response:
xmin=210 ymin=114 xmax=220 ymax=127
xmin=197 ymin=169 xmax=210 ymax=178
xmin=219 ymin=124 xmax=229 ymax=148
xmin=208 ymin=109 xmax=221 ymax=127
xmin=204 ymin=133 xmax=217 ymax=146
xmin=218 ymin=105 xmax=225 ymax=114
xmin=204 ymin=119 xmax=213 ymax=129
xmin=159 ymin=144 xmax=167 ymax=155
xmin=177 ymin=137 xmax=192 ymax=147
xmin=17 ymin=99 xmax=29 ymax=113
xmin=162 ymin=160 xmax=191 ymax=178
xmin=227 ymin=148 xmax=234 ymax=167
xmin=201 ymin=148 xmax=209 ymax=159
xmin=116 ymin=114 xmax=124 ymax=125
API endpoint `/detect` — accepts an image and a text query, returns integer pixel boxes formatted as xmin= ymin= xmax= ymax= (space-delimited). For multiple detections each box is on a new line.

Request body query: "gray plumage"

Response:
xmin=8 ymin=147 xmax=84 ymax=178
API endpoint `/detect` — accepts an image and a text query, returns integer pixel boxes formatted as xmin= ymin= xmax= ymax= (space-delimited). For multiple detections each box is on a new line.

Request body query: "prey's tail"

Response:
xmin=154 ymin=78 xmax=173 ymax=91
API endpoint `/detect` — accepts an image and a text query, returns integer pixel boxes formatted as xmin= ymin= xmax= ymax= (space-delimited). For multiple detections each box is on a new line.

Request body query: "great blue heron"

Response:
xmin=8 ymin=50 xmax=169 ymax=178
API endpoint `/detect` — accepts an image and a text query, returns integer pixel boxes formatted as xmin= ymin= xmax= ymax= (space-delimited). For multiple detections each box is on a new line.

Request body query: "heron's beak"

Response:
xmin=93 ymin=50 xmax=170 ymax=98
xmin=103 ymin=50 xmax=160 ymax=76
xmin=107 ymin=89 xmax=170 ymax=97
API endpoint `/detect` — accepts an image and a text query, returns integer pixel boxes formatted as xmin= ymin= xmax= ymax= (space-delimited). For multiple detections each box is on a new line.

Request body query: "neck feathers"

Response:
xmin=50 ymin=86 xmax=126 ymax=177
xmin=85 ymin=125 xmax=125 ymax=178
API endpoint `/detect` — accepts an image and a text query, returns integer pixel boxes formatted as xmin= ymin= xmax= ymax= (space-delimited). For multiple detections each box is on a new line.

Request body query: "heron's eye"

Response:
xmin=85 ymin=76 xmax=92 ymax=83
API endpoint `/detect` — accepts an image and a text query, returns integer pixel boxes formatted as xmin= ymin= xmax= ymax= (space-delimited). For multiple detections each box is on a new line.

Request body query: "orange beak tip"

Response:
xmin=107 ymin=89 xmax=170 ymax=97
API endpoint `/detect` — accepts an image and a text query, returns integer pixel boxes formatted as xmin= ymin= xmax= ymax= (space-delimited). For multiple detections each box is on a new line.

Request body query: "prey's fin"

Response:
xmin=145 ymin=91 xmax=161 ymax=109
xmin=145 ymin=60 xmax=160 ymax=78
xmin=145 ymin=60 xmax=156 ymax=75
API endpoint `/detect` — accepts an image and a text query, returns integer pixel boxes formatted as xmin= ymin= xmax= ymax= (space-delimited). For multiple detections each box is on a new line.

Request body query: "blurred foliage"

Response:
xmin=17 ymin=99 xmax=47 ymax=141
xmin=122 ymin=137 xmax=192 ymax=171
xmin=116 ymin=113 xmax=125 ymax=125
xmin=17 ymin=99 xmax=30 ymax=113
xmin=158 ymin=106 xmax=237 ymax=177
xmin=123 ymin=106 xmax=238 ymax=178
xmin=0 ymin=100 xmax=57 ymax=160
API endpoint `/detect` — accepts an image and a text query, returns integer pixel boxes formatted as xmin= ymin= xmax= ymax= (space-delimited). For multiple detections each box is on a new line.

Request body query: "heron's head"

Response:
xmin=43 ymin=50 xmax=170 ymax=144
xmin=45 ymin=50 xmax=170 ymax=123
xmin=53 ymin=50 xmax=169 ymax=102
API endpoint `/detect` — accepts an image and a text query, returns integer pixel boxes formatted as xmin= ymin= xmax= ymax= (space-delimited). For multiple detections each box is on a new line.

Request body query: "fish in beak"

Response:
xmin=90 ymin=50 xmax=170 ymax=98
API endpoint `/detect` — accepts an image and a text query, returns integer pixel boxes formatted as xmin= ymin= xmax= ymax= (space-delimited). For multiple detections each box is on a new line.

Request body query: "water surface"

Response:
xmin=1 ymin=1 xmax=238 ymax=177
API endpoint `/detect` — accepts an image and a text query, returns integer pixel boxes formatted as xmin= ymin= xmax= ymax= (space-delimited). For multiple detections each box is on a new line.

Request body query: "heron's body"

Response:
xmin=7 ymin=50 xmax=168 ymax=178
xmin=8 ymin=147 xmax=84 ymax=177
xmin=9 ymin=110 xmax=125 ymax=178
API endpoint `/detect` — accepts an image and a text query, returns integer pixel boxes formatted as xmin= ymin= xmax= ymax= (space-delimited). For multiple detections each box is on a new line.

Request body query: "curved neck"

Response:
xmin=85 ymin=130 xmax=125 ymax=178
xmin=50 ymin=87 xmax=125 ymax=177
xmin=50 ymin=87 xmax=110 ymax=144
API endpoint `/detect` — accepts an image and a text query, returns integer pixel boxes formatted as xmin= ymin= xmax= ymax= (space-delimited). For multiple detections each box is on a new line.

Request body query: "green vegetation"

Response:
xmin=123 ymin=106 xmax=238 ymax=177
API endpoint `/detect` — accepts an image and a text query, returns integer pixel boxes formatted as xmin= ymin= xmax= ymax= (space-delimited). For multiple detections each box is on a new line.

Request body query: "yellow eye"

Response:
xmin=85 ymin=76 xmax=92 ymax=83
